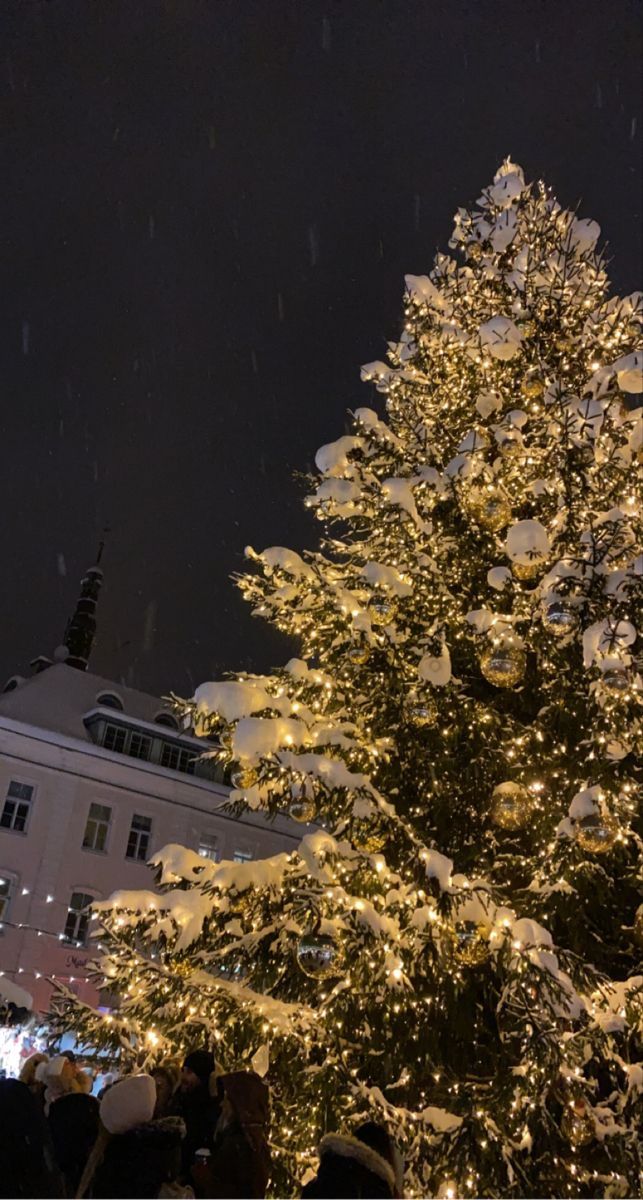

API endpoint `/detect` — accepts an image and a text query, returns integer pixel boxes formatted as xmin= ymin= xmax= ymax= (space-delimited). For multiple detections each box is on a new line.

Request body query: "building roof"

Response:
xmin=0 ymin=663 xmax=176 ymax=742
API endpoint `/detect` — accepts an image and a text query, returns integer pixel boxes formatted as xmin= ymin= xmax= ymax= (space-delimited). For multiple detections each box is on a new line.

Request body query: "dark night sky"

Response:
xmin=1 ymin=0 xmax=641 ymax=698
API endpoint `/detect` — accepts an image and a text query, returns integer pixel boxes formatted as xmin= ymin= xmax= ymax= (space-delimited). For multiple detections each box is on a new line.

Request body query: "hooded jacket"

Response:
xmin=301 ymin=1133 xmax=399 ymax=1199
xmin=192 ymin=1071 xmax=270 ymax=1199
xmin=83 ymin=1115 xmax=190 ymax=1198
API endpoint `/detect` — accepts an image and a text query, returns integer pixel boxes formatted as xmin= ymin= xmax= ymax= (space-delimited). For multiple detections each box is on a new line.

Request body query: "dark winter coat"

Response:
xmin=301 ymin=1133 xmax=396 ymax=1199
xmin=0 ymin=1078 xmax=63 ymax=1198
xmin=171 ymin=1085 xmax=220 ymax=1180
xmin=89 ymin=1115 xmax=188 ymax=1198
xmin=48 ymin=1091 xmax=99 ymax=1197
xmin=192 ymin=1071 xmax=271 ymax=1199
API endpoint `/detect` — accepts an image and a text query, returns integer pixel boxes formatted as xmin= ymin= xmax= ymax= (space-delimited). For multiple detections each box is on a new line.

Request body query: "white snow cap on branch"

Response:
xmin=478 ymin=159 xmax=525 ymax=209
xmin=193 ymin=680 xmax=272 ymax=723
xmin=475 ymin=390 xmax=503 ymax=418
xmin=404 ymin=273 xmax=451 ymax=313
xmin=582 ymin=619 xmax=636 ymax=668
xmin=418 ymin=644 xmax=452 ymax=687
xmin=420 ymin=848 xmax=453 ymax=890
xmin=569 ymin=216 xmax=601 ymax=253
xmin=505 ymin=519 xmax=551 ymax=565
xmin=479 ymin=315 xmax=523 ymax=360
xmin=487 ymin=566 xmax=511 ymax=591
xmin=362 ymin=561 xmax=413 ymax=597
xmin=315 ymin=435 xmax=363 ymax=476
xmin=568 ymin=785 xmax=603 ymax=820
xmin=614 ymin=350 xmax=643 ymax=394
xmin=247 ymin=545 xmax=315 ymax=579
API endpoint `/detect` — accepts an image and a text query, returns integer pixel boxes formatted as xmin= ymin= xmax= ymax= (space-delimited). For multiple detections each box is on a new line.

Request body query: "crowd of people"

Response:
xmin=0 ymin=1046 xmax=404 ymax=1198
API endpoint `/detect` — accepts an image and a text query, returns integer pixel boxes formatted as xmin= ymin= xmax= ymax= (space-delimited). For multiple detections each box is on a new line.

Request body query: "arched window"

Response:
xmin=96 ymin=692 xmax=124 ymax=711
xmin=154 ymin=712 xmax=179 ymax=730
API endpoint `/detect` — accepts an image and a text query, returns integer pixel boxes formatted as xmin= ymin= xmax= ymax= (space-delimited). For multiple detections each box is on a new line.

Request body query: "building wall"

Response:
xmin=0 ymin=718 xmax=300 ymax=1012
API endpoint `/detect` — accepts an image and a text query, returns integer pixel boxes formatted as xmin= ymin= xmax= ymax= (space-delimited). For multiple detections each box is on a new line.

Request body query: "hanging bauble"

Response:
xmin=296 ymin=930 xmax=341 ymax=980
xmin=480 ymin=639 xmax=526 ymax=688
xmin=466 ymin=487 xmax=512 ymax=533
xmin=542 ymin=600 xmax=578 ymax=637
xmin=512 ymin=558 xmax=544 ymax=582
xmin=466 ymin=241 xmax=483 ymax=262
xmin=348 ymin=643 xmax=370 ymax=666
xmin=561 ymin=1102 xmax=595 ymax=1147
xmin=231 ymin=766 xmax=259 ymax=790
xmin=601 ymin=666 xmax=630 ymax=694
xmin=289 ymin=795 xmax=317 ymax=824
xmin=633 ymin=904 xmax=643 ymax=948
xmin=351 ymin=815 xmax=388 ymax=854
xmin=521 ymin=373 xmax=545 ymax=399
xmin=575 ymin=812 xmax=618 ymax=855
xmin=451 ymin=920 xmax=491 ymax=966
xmin=406 ymin=690 xmax=438 ymax=728
xmin=368 ymin=596 xmax=397 ymax=626
xmin=490 ymin=782 xmax=533 ymax=830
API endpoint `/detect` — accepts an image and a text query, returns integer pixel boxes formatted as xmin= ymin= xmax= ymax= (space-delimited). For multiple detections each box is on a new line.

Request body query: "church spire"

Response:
xmin=62 ymin=536 xmax=107 ymax=672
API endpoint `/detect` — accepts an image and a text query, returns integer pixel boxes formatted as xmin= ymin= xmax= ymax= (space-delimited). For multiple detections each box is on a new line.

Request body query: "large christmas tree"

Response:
xmin=56 ymin=161 xmax=642 ymax=1198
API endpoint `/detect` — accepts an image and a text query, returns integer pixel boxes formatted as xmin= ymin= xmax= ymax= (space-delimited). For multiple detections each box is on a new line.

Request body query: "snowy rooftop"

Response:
xmin=0 ymin=663 xmax=178 ymax=743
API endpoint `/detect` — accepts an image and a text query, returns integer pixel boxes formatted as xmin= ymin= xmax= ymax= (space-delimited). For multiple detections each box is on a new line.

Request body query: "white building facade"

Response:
xmin=0 ymin=663 xmax=301 ymax=1014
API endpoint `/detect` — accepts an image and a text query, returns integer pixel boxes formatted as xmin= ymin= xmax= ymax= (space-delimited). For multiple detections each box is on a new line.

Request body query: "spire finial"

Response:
xmin=62 ymin=531 xmax=109 ymax=671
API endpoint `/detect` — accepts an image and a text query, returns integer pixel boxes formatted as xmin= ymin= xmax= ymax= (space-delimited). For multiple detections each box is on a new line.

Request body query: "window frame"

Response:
xmin=0 ymin=869 xmax=16 ymax=928
xmin=125 ymin=813 xmax=153 ymax=862
xmin=232 ymin=846 xmax=253 ymax=864
xmin=82 ymin=801 xmax=113 ymax=854
xmin=63 ymin=890 xmax=97 ymax=947
xmin=197 ymin=833 xmax=219 ymax=862
xmin=0 ymin=779 xmax=36 ymax=835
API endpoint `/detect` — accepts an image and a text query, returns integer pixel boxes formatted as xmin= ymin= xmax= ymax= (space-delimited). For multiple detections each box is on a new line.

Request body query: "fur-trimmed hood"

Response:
xmin=318 ymin=1133 xmax=398 ymax=1192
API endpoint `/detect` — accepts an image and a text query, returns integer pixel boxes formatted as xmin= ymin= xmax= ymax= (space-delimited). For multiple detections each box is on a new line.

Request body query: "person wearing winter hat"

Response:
xmin=18 ymin=1052 xmax=49 ymax=1107
xmin=191 ymin=1071 xmax=271 ymax=1199
xmin=153 ymin=1063 xmax=181 ymax=1119
xmin=48 ymin=1090 xmax=99 ymax=1198
xmin=43 ymin=1054 xmax=92 ymax=1113
xmin=301 ymin=1120 xmax=404 ymax=1199
xmin=0 ymin=1077 xmax=63 ymax=1198
xmin=77 ymin=1074 xmax=192 ymax=1198
xmin=172 ymin=1050 xmax=220 ymax=1182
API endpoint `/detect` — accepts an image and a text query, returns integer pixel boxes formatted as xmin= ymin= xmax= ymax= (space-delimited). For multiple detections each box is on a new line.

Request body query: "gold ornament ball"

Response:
xmin=521 ymin=374 xmax=545 ymax=399
xmin=519 ymin=319 xmax=537 ymax=337
xmin=512 ymin=558 xmax=544 ymax=582
xmin=368 ymin=597 xmax=397 ymax=626
xmin=542 ymin=600 xmax=578 ymax=637
xmin=352 ymin=816 xmax=388 ymax=854
xmin=633 ymin=904 xmax=643 ymax=948
xmin=289 ymin=795 xmax=317 ymax=824
xmin=480 ymin=640 xmax=526 ymax=688
xmin=231 ymin=766 xmax=259 ymax=790
xmin=466 ymin=241 xmax=483 ymax=261
xmin=348 ymin=643 xmax=370 ymax=666
xmin=561 ymin=1103 xmax=594 ymax=1148
xmin=407 ymin=691 xmax=438 ymax=728
xmin=451 ymin=920 xmax=490 ymax=967
xmin=490 ymin=782 xmax=533 ymax=830
xmin=601 ymin=667 xmax=630 ymax=694
xmin=576 ymin=812 xmax=619 ymax=855
xmin=467 ymin=488 xmax=512 ymax=533
xmin=296 ymin=931 xmax=341 ymax=980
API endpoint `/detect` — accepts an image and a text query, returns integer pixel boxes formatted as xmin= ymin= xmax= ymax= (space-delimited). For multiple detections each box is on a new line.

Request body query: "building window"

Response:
xmin=198 ymin=834 xmax=219 ymax=861
xmin=128 ymin=732 xmax=152 ymax=761
xmin=102 ymin=724 xmax=127 ymax=754
xmin=160 ymin=742 xmax=195 ymax=774
xmin=64 ymin=892 xmax=94 ymax=946
xmin=154 ymin=712 xmax=179 ymax=729
xmin=233 ymin=849 xmax=253 ymax=863
xmin=126 ymin=814 xmax=152 ymax=861
xmin=97 ymin=692 xmax=123 ymax=711
xmin=0 ymin=781 xmax=34 ymax=834
xmin=0 ymin=874 xmax=12 ymax=923
xmin=82 ymin=802 xmax=112 ymax=853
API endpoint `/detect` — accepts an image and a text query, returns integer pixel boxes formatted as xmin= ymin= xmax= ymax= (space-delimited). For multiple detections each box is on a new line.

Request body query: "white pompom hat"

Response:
xmin=100 ymin=1074 xmax=156 ymax=1135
